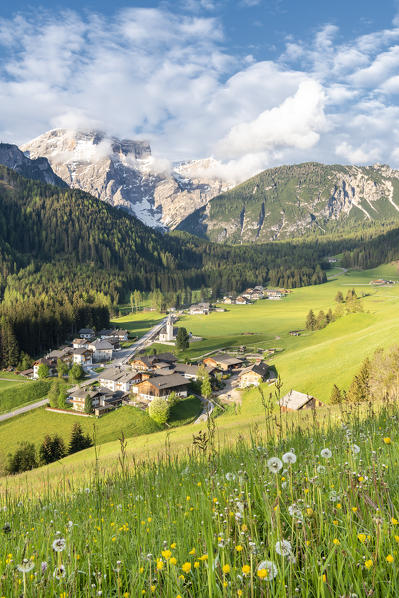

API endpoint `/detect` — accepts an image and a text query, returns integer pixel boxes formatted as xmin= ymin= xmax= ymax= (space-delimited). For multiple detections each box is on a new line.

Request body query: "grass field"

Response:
xmin=1 ymin=401 xmax=399 ymax=596
xmin=111 ymin=310 xmax=164 ymax=338
xmin=3 ymin=263 xmax=399 ymax=490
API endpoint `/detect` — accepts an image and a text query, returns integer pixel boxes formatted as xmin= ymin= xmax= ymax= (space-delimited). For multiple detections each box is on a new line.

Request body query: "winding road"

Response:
xmin=0 ymin=398 xmax=49 ymax=422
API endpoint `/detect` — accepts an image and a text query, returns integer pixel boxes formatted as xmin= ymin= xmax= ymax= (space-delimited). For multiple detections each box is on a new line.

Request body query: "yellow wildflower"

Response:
xmin=162 ymin=550 xmax=172 ymax=560
xmin=357 ymin=534 xmax=366 ymax=543
xmin=156 ymin=560 xmax=164 ymax=571
xmin=222 ymin=564 xmax=230 ymax=574
xmin=170 ymin=557 xmax=177 ymax=565
xmin=182 ymin=562 xmax=191 ymax=574
xmin=333 ymin=538 xmax=340 ymax=545
xmin=242 ymin=565 xmax=250 ymax=575
xmin=365 ymin=559 xmax=373 ymax=569
xmin=387 ymin=554 xmax=394 ymax=563
xmin=235 ymin=545 xmax=243 ymax=552
xmin=257 ymin=569 xmax=267 ymax=579
xmin=392 ymin=518 xmax=398 ymax=525
xmin=384 ymin=437 xmax=392 ymax=444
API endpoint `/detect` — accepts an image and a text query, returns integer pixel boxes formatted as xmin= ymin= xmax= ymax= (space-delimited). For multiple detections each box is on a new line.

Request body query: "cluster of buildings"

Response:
xmin=65 ymin=349 xmax=273 ymax=415
xmin=223 ymin=286 xmax=288 ymax=305
xmin=370 ymin=279 xmax=397 ymax=286
xmin=32 ymin=327 xmax=129 ymax=378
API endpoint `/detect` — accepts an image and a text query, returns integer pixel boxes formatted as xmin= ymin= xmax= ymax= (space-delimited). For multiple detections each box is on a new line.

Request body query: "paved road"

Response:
xmin=113 ymin=317 xmax=169 ymax=365
xmin=327 ymin=267 xmax=348 ymax=280
xmin=0 ymin=398 xmax=49 ymax=422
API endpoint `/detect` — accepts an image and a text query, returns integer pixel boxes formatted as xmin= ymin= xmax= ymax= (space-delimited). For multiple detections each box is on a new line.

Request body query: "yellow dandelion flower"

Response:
xmin=170 ymin=557 xmax=177 ymax=566
xmin=222 ymin=564 xmax=230 ymax=574
xmin=241 ymin=524 xmax=248 ymax=532
xmin=156 ymin=560 xmax=164 ymax=571
xmin=189 ymin=548 xmax=196 ymax=555
xmin=257 ymin=568 xmax=267 ymax=579
xmin=384 ymin=437 xmax=392 ymax=444
xmin=162 ymin=550 xmax=172 ymax=560
xmin=395 ymin=535 xmax=399 ymax=543
xmin=235 ymin=545 xmax=243 ymax=552
xmin=352 ymin=507 xmax=358 ymax=513
xmin=333 ymin=538 xmax=340 ymax=545
xmin=333 ymin=520 xmax=339 ymax=526
xmin=336 ymin=503 xmax=342 ymax=510
xmin=182 ymin=562 xmax=191 ymax=574
xmin=365 ymin=559 xmax=373 ymax=569
xmin=194 ymin=561 xmax=200 ymax=568
xmin=171 ymin=543 xmax=177 ymax=549
xmin=392 ymin=518 xmax=398 ymax=525
xmin=242 ymin=564 xmax=250 ymax=574
xmin=322 ymin=574 xmax=326 ymax=582
xmin=238 ymin=591 xmax=243 ymax=597
xmin=386 ymin=554 xmax=394 ymax=563
xmin=357 ymin=534 xmax=366 ymax=543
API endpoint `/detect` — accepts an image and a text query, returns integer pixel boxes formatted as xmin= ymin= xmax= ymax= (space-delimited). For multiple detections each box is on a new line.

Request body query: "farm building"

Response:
xmin=279 ymin=390 xmax=323 ymax=411
xmin=203 ymin=353 xmax=244 ymax=371
xmin=239 ymin=361 xmax=268 ymax=387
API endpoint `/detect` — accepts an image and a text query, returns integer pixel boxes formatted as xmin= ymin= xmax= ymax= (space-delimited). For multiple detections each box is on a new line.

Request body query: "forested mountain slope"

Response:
xmin=178 ymin=162 xmax=399 ymax=242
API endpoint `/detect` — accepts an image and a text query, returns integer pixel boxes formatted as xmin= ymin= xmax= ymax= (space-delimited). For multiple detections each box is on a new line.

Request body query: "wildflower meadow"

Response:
xmin=1 ymin=402 xmax=399 ymax=597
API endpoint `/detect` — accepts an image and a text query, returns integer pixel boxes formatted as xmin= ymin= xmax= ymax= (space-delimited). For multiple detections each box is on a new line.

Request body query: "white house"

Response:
xmin=73 ymin=338 xmax=89 ymax=349
xmin=189 ymin=303 xmax=210 ymax=315
xmin=73 ymin=348 xmax=93 ymax=366
xmin=99 ymin=367 xmax=140 ymax=392
xmin=33 ymin=358 xmax=57 ymax=379
xmin=88 ymin=340 xmax=113 ymax=362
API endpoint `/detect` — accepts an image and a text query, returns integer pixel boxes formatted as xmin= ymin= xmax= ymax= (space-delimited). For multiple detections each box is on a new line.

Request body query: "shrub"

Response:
xmin=148 ymin=397 xmax=170 ymax=426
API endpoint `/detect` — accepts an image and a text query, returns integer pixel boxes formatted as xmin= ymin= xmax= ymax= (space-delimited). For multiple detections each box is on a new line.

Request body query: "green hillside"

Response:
xmin=178 ymin=162 xmax=399 ymax=242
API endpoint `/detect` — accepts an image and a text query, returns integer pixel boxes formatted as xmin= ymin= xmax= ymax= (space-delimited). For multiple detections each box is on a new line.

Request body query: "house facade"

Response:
xmin=33 ymin=358 xmax=57 ymax=379
xmin=133 ymin=373 xmax=189 ymax=401
xmin=99 ymin=368 xmax=141 ymax=392
xmin=239 ymin=361 xmax=268 ymax=387
xmin=73 ymin=348 xmax=93 ymax=366
xmin=189 ymin=302 xmax=210 ymax=315
xmin=88 ymin=340 xmax=113 ymax=362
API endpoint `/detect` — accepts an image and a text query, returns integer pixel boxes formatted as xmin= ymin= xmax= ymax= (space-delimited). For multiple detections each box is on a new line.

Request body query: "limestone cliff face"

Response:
xmin=177 ymin=162 xmax=399 ymax=243
xmin=0 ymin=143 xmax=67 ymax=188
xmin=21 ymin=129 xmax=231 ymax=229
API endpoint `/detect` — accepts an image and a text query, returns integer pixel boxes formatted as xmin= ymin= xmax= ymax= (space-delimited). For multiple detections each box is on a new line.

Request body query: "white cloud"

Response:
xmin=217 ymin=80 xmax=327 ymax=159
xmin=1 ymin=6 xmax=399 ymax=179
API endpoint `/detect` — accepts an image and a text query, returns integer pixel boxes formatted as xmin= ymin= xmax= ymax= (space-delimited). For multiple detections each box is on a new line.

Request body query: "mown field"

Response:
xmin=111 ymin=310 xmax=164 ymax=338
xmin=0 ymin=396 xmax=202 ymax=473
xmin=1 ymin=400 xmax=399 ymax=596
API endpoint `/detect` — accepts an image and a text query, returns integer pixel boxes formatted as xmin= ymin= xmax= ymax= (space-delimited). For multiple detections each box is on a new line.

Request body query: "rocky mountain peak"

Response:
xmin=21 ymin=129 xmax=232 ymax=229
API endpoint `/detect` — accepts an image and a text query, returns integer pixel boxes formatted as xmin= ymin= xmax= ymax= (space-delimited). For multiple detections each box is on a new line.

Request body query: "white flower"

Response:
xmin=257 ymin=560 xmax=278 ymax=580
xmin=288 ymin=554 xmax=297 ymax=564
xmin=316 ymin=465 xmax=326 ymax=474
xmin=288 ymin=504 xmax=304 ymax=521
xmin=225 ymin=472 xmax=236 ymax=481
xmin=267 ymin=457 xmax=283 ymax=474
xmin=329 ymin=490 xmax=340 ymax=502
xmin=17 ymin=559 xmax=34 ymax=573
xmin=282 ymin=452 xmax=297 ymax=464
xmin=53 ymin=565 xmax=66 ymax=579
xmin=52 ymin=538 xmax=66 ymax=552
xmin=351 ymin=444 xmax=360 ymax=455
xmin=275 ymin=539 xmax=292 ymax=556
xmin=321 ymin=448 xmax=332 ymax=459
xmin=67 ymin=521 xmax=73 ymax=530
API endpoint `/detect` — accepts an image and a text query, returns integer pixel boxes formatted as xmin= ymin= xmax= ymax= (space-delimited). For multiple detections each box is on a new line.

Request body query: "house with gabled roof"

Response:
xmin=279 ymin=390 xmax=323 ymax=411
xmin=79 ymin=328 xmax=95 ymax=339
xmin=132 ymin=373 xmax=189 ymax=401
xmin=239 ymin=361 xmax=268 ymax=387
xmin=88 ymin=339 xmax=113 ymax=362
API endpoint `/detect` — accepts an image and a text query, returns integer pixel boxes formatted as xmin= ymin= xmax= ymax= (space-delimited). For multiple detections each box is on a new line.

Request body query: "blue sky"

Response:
xmin=1 ymin=0 xmax=399 ymax=180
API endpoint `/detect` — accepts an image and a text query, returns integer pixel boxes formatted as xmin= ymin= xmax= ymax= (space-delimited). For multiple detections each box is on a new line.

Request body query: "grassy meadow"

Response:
xmin=0 ymin=379 xmax=47 ymax=415
xmin=1 ymin=401 xmax=399 ymax=596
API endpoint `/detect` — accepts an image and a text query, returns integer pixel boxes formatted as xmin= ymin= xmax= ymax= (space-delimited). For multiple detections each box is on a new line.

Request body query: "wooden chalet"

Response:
xmin=279 ymin=390 xmax=323 ymax=412
xmin=133 ymin=373 xmax=189 ymax=401
xmin=239 ymin=361 xmax=268 ymax=387
xmin=203 ymin=353 xmax=244 ymax=371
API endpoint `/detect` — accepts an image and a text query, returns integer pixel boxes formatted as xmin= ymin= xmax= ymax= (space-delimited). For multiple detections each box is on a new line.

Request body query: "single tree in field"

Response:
xmin=37 ymin=363 xmax=49 ymax=379
xmin=148 ymin=397 xmax=170 ymax=426
xmin=347 ymin=358 xmax=371 ymax=402
xmin=176 ymin=327 xmax=189 ymax=351
xmin=326 ymin=308 xmax=334 ymax=324
xmin=84 ymin=394 xmax=93 ymax=414
xmin=316 ymin=310 xmax=327 ymax=330
xmin=335 ymin=291 xmax=344 ymax=303
xmin=305 ymin=309 xmax=316 ymax=331
xmin=69 ymin=423 xmax=92 ymax=454
xmin=330 ymin=384 xmax=343 ymax=404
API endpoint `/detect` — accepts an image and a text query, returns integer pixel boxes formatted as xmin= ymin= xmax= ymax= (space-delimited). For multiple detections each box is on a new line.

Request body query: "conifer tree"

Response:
xmin=69 ymin=423 xmax=92 ymax=454
xmin=335 ymin=291 xmax=344 ymax=303
xmin=306 ymin=309 xmax=316 ymax=331
xmin=176 ymin=327 xmax=189 ymax=351
xmin=330 ymin=384 xmax=343 ymax=404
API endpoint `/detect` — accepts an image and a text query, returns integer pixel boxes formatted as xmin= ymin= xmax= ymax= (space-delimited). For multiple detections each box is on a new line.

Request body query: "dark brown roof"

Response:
xmin=144 ymin=373 xmax=189 ymax=390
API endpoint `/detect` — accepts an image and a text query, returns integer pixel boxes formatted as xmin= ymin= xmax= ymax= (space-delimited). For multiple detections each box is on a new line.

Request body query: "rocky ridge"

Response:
xmin=21 ymin=129 xmax=232 ymax=229
xmin=0 ymin=143 xmax=67 ymax=188
xmin=177 ymin=162 xmax=399 ymax=242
